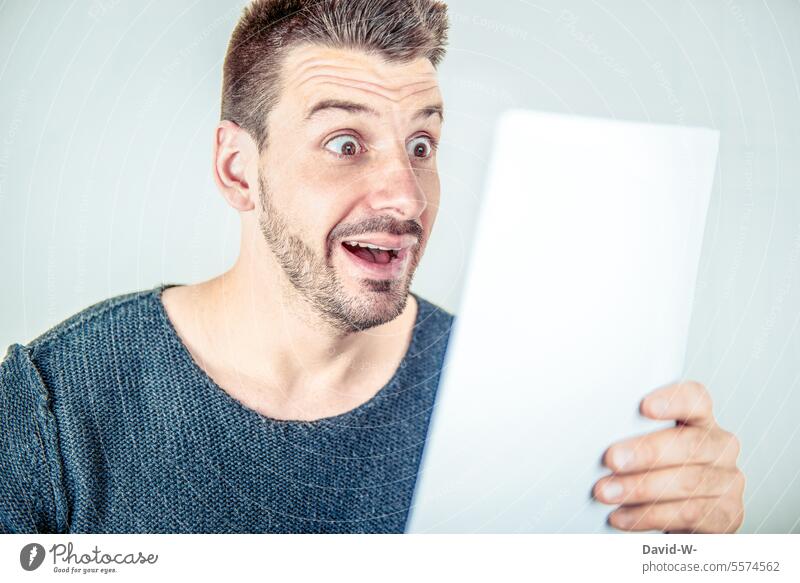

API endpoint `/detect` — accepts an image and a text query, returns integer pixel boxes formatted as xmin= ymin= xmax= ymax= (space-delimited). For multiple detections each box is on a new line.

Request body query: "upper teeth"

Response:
xmin=345 ymin=241 xmax=399 ymax=251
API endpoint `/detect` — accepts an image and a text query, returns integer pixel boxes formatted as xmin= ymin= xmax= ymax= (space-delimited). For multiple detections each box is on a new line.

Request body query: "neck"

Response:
xmin=167 ymin=245 xmax=418 ymax=420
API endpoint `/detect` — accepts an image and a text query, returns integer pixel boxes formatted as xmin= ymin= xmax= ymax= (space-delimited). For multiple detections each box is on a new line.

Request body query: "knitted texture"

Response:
xmin=0 ymin=285 xmax=454 ymax=533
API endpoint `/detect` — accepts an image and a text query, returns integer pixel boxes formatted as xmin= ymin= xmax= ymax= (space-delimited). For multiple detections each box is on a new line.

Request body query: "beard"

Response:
xmin=256 ymin=171 xmax=424 ymax=333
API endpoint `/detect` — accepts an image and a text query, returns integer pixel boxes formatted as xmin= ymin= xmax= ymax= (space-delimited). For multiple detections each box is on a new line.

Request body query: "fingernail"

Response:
xmin=613 ymin=448 xmax=634 ymax=470
xmin=649 ymin=398 xmax=668 ymax=416
xmin=602 ymin=480 xmax=624 ymax=501
xmin=612 ymin=510 xmax=632 ymax=529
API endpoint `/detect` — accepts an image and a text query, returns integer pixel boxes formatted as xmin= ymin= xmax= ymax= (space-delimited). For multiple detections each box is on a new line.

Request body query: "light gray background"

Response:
xmin=1 ymin=0 xmax=798 ymax=533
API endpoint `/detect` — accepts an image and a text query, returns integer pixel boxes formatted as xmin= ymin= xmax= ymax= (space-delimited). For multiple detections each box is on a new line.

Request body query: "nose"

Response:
xmin=365 ymin=144 xmax=428 ymax=220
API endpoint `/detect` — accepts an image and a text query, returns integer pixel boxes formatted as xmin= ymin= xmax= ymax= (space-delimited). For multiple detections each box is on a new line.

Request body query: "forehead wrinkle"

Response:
xmin=309 ymin=81 xmax=443 ymax=127
xmin=295 ymin=72 xmax=439 ymax=104
xmin=290 ymin=58 xmax=432 ymax=85
xmin=396 ymin=84 xmax=444 ymax=107
xmin=287 ymin=52 xmax=437 ymax=85
xmin=297 ymin=75 xmax=441 ymax=119
xmin=278 ymin=50 xmax=442 ymax=125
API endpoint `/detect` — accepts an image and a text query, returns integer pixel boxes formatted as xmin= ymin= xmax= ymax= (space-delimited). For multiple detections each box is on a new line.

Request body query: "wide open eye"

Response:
xmin=406 ymin=135 xmax=435 ymax=159
xmin=323 ymin=134 xmax=364 ymax=157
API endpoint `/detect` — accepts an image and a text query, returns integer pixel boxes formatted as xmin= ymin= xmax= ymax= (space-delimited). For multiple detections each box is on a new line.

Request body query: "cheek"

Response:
xmin=265 ymin=161 xmax=347 ymax=237
xmin=261 ymin=139 xmax=363 ymax=253
xmin=300 ymin=202 xmax=344 ymax=252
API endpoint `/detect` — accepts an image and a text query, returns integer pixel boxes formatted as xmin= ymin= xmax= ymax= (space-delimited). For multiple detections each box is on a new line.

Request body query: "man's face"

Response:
xmin=256 ymin=45 xmax=443 ymax=333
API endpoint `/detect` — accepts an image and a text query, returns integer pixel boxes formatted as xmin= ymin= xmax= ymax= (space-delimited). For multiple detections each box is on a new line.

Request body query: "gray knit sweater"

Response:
xmin=0 ymin=285 xmax=454 ymax=533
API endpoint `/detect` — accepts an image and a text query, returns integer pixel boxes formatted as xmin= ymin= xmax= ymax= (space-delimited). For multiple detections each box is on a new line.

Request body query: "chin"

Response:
xmin=317 ymin=241 xmax=421 ymax=332
xmin=318 ymin=278 xmax=411 ymax=332
xmin=334 ymin=277 xmax=412 ymax=332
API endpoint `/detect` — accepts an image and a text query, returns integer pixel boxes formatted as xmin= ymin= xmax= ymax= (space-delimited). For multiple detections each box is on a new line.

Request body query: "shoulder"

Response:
xmin=0 ymin=341 xmax=70 ymax=532
xmin=25 ymin=287 xmax=164 ymax=355
xmin=2 ymin=285 xmax=169 ymax=399
xmin=0 ymin=289 xmax=173 ymax=531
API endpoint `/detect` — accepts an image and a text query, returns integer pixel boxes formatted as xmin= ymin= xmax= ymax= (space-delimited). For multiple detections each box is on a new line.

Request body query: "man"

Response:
xmin=0 ymin=0 xmax=743 ymax=534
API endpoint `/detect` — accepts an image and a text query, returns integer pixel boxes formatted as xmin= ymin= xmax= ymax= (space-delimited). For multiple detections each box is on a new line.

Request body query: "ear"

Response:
xmin=212 ymin=120 xmax=259 ymax=211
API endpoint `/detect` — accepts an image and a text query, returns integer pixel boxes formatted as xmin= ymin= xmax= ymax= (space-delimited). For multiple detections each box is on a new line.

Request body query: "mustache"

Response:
xmin=329 ymin=216 xmax=423 ymax=243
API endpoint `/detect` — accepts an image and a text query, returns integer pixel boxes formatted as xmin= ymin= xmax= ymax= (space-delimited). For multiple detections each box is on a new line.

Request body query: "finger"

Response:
xmin=594 ymin=465 xmax=745 ymax=505
xmin=641 ymin=380 xmax=716 ymax=428
xmin=602 ymin=426 xmax=740 ymax=472
xmin=608 ymin=497 xmax=744 ymax=533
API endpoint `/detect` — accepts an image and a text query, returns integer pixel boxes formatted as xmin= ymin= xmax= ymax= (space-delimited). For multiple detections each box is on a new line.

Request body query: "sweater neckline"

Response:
xmin=152 ymin=283 xmax=427 ymax=428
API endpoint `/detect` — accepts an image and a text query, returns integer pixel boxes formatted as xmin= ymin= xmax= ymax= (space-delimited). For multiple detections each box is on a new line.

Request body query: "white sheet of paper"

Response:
xmin=406 ymin=110 xmax=719 ymax=533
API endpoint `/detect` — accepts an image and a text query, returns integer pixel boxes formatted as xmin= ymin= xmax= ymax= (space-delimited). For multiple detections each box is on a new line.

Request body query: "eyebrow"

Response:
xmin=304 ymin=99 xmax=444 ymax=122
xmin=416 ymin=103 xmax=444 ymax=122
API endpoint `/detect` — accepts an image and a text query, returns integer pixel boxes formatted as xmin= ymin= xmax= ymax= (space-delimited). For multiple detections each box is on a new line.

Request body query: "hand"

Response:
xmin=593 ymin=380 xmax=745 ymax=533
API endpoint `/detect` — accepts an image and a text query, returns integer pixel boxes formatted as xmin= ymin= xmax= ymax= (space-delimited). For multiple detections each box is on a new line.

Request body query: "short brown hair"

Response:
xmin=221 ymin=0 xmax=449 ymax=151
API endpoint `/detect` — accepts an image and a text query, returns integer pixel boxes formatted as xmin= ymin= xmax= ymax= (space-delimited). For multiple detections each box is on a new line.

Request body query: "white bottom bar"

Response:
xmin=1 ymin=534 xmax=797 ymax=582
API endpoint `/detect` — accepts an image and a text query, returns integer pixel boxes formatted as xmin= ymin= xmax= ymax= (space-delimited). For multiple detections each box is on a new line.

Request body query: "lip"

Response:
xmin=338 ymin=241 xmax=413 ymax=280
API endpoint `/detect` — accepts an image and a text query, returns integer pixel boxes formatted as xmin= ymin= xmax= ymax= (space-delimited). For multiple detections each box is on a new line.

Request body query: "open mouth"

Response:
xmin=341 ymin=241 xmax=401 ymax=264
xmin=338 ymin=235 xmax=416 ymax=280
